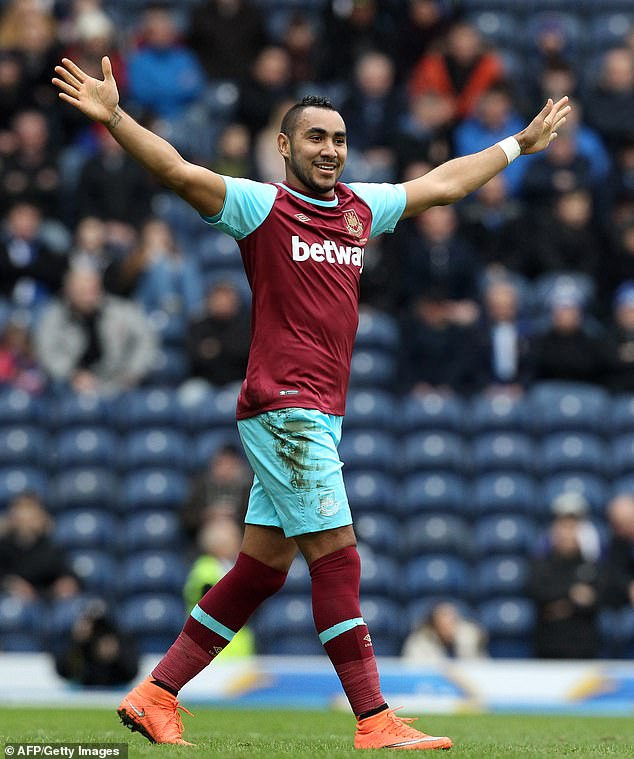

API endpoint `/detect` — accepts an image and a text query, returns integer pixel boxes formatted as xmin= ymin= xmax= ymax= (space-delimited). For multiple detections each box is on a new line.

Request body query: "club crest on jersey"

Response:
xmin=343 ymin=209 xmax=364 ymax=238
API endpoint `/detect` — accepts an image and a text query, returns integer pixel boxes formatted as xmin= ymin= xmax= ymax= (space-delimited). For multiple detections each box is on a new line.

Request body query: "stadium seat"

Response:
xmin=118 ymin=593 xmax=185 ymax=654
xmin=611 ymin=474 xmax=634 ymax=500
xmin=399 ymin=392 xmax=465 ymax=434
xmin=610 ymin=434 xmax=634 ymax=477
xmin=338 ymin=430 xmax=396 ymax=472
xmin=46 ymin=595 xmax=101 ymax=640
xmin=120 ymin=429 xmax=190 ymax=472
xmin=405 ymin=556 xmax=470 ymax=599
xmin=121 ymin=511 xmax=184 ymax=553
xmin=532 ymin=272 xmax=596 ymax=315
xmin=54 ymin=428 xmax=119 ymax=470
xmin=478 ymin=598 xmax=536 ymax=658
xmin=467 ymin=11 xmax=520 ymax=48
xmin=197 ymin=229 xmax=242 ymax=271
xmin=49 ymin=392 xmax=113 ymax=429
xmin=467 ymin=392 xmax=529 ymax=434
xmin=406 ymin=598 xmax=475 ymax=633
xmin=68 ymin=550 xmax=118 ymax=595
xmin=473 ymin=515 xmax=538 ymax=557
xmin=354 ymin=309 xmax=399 ymax=353
xmin=0 ymin=426 xmax=48 ymax=469
xmin=345 ymin=389 xmax=396 ymax=431
xmin=119 ymin=551 xmax=189 ymax=596
xmin=179 ymin=384 xmax=240 ymax=433
xmin=401 ymin=431 xmax=466 ymax=475
xmin=254 ymin=595 xmax=318 ymax=655
xmin=474 ymin=556 xmax=529 ymax=599
xmin=472 ymin=472 xmax=537 ymax=518
xmin=524 ymin=12 xmax=586 ymax=58
xmin=0 ymin=467 xmax=48 ymax=508
xmin=349 ymin=349 xmax=397 ymax=389
xmin=400 ymin=473 xmax=468 ymax=516
xmin=148 ymin=311 xmax=187 ymax=347
xmin=609 ymin=394 xmax=634 ymax=435
xmin=51 ymin=468 xmax=119 ymax=512
xmin=191 ymin=429 xmax=242 ymax=470
xmin=360 ymin=597 xmax=405 ymax=656
xmin=345 ymin=470 xmax=396 ymax=514
xmin=120 ymin=469 xmax=189 ymax=512
xmin=404 ymin=514 xmax=471 ymax=559
xmin=359 ymin=554 xmax=401 ymax=599
xmin=53 ymin=510 xmax=118 ymax=551
xmin=541 ymin=473 xmax=608 ymax=518
xmin=278 ymin=556 xmax=311 ymax=595
xmin=470 ymin=432 xmax=535 ymax=475
xmin=204 ymin=269 xmax=251 ymax=304
xmin=115 ymin=388 xmax=182 ymax=431
xmin=147 ymin=347 xmax=191 ymax=386
xmin=587 ymin=12 xmax=632 ymax=51
xmin=354 ymin=513 xmax=402 ymax=556
xmin=0 ymin=595 xmax=43 ymax=651
xmin=0 ymin=388 xmax=45 ymax=426
xmin=527 ymin=382 xmax=609 ymax=435
xmin=538 ymin=433 xmax=609 ymax=477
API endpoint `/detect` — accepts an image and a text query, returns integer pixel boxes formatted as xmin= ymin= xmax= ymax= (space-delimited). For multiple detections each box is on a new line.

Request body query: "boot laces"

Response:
xmin=385 ymin=707 xmax=423 ymax=739
xmin=160 ymin=701 xmax=193 ymax=740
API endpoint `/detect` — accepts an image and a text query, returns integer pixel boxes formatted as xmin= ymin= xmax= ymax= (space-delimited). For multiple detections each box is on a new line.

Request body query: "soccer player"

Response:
xmin=52 ymin=56 xmax=569 ymax=750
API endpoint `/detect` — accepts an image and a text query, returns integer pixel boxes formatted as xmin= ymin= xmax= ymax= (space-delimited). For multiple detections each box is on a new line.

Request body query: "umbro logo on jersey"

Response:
xmin=291 ymin=236 xmax=364 ymax=271
xmin=294 ymin=213 xmax=312 ymax=223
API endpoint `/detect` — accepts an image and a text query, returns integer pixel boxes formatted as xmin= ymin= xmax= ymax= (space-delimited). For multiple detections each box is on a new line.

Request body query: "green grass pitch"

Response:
xmin=1 ymin=708 xmax=633 ymax=758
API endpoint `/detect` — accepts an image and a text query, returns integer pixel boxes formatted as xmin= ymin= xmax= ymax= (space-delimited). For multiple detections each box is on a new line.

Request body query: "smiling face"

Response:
xmin=278 ymin=106 xmax=347 ymax=197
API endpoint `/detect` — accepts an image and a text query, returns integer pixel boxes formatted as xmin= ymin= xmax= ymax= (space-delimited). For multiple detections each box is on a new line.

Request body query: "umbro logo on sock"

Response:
xmin=212 ymin=646 xmax=224 ymax=655
xmin=363 ymin=633 xmax=372 ymax=647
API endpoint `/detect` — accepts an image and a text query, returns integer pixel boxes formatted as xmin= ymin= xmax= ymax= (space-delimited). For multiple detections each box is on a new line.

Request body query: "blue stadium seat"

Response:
xmin=611 ymin=474 xmax=634 ymax=500
xmin=51 ymin=468 xmax=118 ymax=512
xmin=153 ymin=192 xmax=204 ymax=241
xmin=360 ymin=597 xmax=405 ymax=656
xmin=349 ymin=349 xmax=397 ymax=389
xmin=0 ymin=426 xmax=48 ymax=469
xmin=401 ymin=431 xmax=466 ymax=475
xmin=470 ymin=432 xmax=535 ymax=475
xmin=54 ymin=428 xmax=119 ymax=470
xmin=532 ymin=272 xmax=596 ymax=315
xmin=68 ymin=550 xmax=117 ymax=595
xmin=46 ymin=595 xmax=101 ymax=640
xmin=609 ymin=394 xmax=634 ymax=435
xmin=472 ymin=472 xmax=537 ymax=518
xmin=0 ymin=594 xmax=43 ymax=651
xmin=467 ymin=393 xmax=529 ymax=434
xmin=467 ymin=11 xmax=520 ymax=48
xmin=400 ymin=473 xmax=467 ymax=516
xmin=405 ymin=556 xmax=470 ymax=599
xmin=524 ymin=12 xmax=586 ymax=58
xmin=121 ymin=429 xmax=190 ymax=472
xmin=541 ymin=473 xmax=608 ymax=518
xmin=610 ymin=434 xmax=634 ymax=477
xmin=478 ymin=598 xmax=535 ymax=658
xmin=407 ymin=598 xmax=475 ymax=632
xmin=147 ymin=347 xmax=191 ymax=386
xmin=191 ymin=429 xmax=243 ymax=470
xmin=345 ymin=389 xmax=396 ymax=431
xmin=180 ymin=384 xmax=240 ymax=433
xmin=204 ymin=269 xmax=251 ymax=305
xmin=354 ymin=513 xmax=402 ymax=556
xmin=115 ymin=388 xmax=182 ymax=431
xmin=119 ymin=552 xmax=189 ymax=596
xmin=0 ymin=467 xmax=48 ymax=508
xmin=120 ymin=469 xmax=188 ymax=512
xmin=404 ymin=514 xmax=471 ymax=558
xmin=0 ymin=388 xmax=45 ymax=426
xmin=474 ymin=556 xmax=529 ymax=599
xmin=528 ymin=382 xmax=609 ymax=435
xmin=399 ymin=393 xmax=465 ymax=434
xmin=538 ymin=433 xmax=609 ymax=477
xmin=254 ymin=596 xmax=319 ymax=655
xmin=53 ymin=510 xmax=118 ymax=551
xmin=587 ymin=12 xmax=632 ymax=51
xmin=338 ymin=430 xmax=396 ymax=472
xmin=49 ymin=392 xmax=113 ymax=429
xmin=118 ymin=593 xmax=185 ymax=654
xmin=345 ymin=470 xmax=396 ymax=514
xmin=354 ymin=309 xmax=399 ymax=353
xmin=278 ymin=556 xmax=311 ymax=595
xmin=197 ymin=230 xmax=242 ymax=271
xmin=121 ymin=511 xmax=184 ymax=552
xmin=148 ymin=311 xmax=187 ymax=347
xmin=359 ymin=553 xmax=401 ymax=599
xmin=473 ymin=515 xmax=538 ymax=557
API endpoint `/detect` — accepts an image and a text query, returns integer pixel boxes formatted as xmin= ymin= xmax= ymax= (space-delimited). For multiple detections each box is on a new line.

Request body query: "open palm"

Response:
xmin=52 ymin=56 xmax=119 ymax=124
xmin=520 ymin=96 xmax=571 ymax=155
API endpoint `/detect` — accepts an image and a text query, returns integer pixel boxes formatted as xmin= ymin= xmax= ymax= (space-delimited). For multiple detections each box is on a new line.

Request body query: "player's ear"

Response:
xmin=277 ymin=132 xmax=290 ymax=159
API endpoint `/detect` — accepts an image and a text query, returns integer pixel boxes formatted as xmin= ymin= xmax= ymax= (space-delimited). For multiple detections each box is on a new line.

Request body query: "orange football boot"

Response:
xmin=354 ymin=708 xmax=452 ymax=751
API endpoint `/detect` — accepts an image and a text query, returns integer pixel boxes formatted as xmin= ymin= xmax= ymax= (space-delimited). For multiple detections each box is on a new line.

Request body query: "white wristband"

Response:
xmin=496 ymin=136 xmax=522 ymax=165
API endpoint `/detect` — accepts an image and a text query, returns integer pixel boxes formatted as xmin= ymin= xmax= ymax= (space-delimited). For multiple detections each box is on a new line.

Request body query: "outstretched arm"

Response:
xmin=52 ymin=56 xmax=225 ymax=217
xmin=401 ymin=97 xmax=571 ymax=219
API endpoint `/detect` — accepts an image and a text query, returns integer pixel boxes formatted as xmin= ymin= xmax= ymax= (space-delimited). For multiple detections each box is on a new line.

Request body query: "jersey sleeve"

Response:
xmin=346 ymin=182 xmax=407 ymax=237
xmin=200 ymin=176 xmax=277 ymax=240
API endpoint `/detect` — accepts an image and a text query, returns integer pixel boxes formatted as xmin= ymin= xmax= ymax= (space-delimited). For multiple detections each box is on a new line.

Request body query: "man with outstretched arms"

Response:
xmin=53 ymin=56 xmax=569 ymax=750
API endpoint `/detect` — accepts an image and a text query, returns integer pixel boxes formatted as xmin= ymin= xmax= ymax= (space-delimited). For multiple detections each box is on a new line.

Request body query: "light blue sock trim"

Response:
xmin=191 ymin=604 xmax=236 ymax=641
xmin=318 ymin=616 xmax=365 ymax=645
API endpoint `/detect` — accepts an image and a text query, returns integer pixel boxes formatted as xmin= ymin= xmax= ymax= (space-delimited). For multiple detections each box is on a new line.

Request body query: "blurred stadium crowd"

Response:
xmin=0 ymin=0 xmax=634 ymax=670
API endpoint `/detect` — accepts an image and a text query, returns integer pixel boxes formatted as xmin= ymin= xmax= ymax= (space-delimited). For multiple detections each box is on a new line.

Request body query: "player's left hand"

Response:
xmin=514 ymin=96 xmax=571 ymax=155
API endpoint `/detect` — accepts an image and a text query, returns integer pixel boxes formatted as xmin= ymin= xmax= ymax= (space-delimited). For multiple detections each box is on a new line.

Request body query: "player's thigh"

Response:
xmin=241 ymin=523 xmax=297 ymax=572
xmin=238 ymin=407 xmax=352 ymax=538
xmin=294 ymin=524 xmax=357 ymax=565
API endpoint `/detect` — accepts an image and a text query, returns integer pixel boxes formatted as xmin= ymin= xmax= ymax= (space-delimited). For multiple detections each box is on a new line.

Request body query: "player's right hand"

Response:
xmin=52 ymin=56 xmax=119 ymax=125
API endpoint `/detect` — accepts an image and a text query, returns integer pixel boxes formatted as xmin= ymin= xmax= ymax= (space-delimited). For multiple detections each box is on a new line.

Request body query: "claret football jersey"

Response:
xmin=203 ymin=177 xmax=406 ymax=419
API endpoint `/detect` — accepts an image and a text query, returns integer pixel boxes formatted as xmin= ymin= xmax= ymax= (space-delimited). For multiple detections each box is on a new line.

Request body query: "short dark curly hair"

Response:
xmin=280 ymin=95 xmax=337 ymax=137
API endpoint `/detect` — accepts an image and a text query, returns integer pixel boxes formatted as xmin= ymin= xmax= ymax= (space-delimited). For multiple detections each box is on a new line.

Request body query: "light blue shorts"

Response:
xmin=237 ymin=407 xmax=352 ymax=537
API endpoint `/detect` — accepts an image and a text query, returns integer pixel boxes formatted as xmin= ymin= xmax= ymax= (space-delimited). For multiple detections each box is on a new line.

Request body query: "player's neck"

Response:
xmin=282 ymin=180 xmax=337 ymax=201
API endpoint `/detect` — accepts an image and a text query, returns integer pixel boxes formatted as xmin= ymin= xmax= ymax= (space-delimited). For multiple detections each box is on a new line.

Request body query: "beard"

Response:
xmin=288 ymin=148 xmax=341 ymax=195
